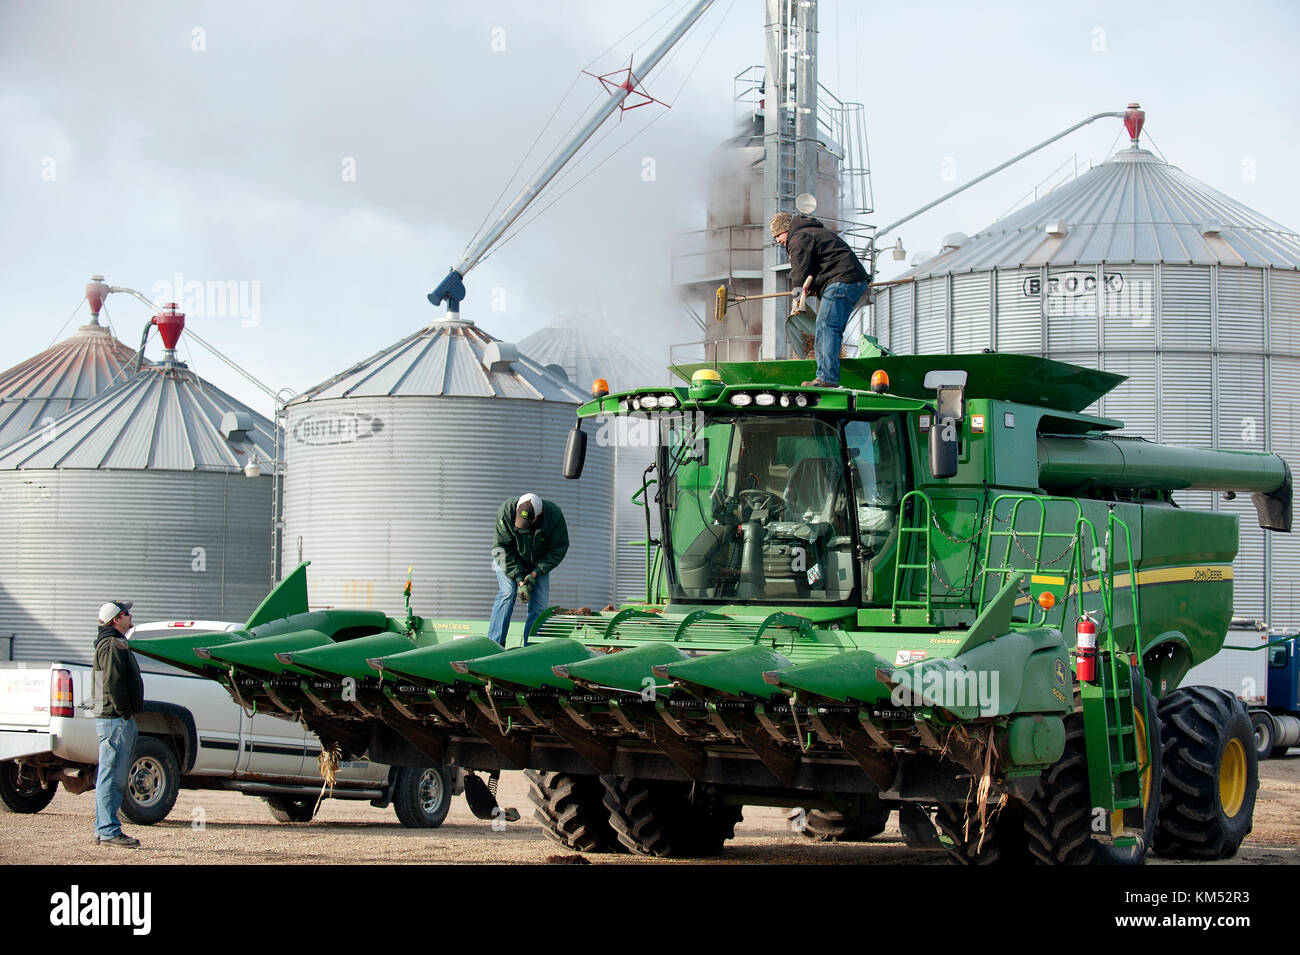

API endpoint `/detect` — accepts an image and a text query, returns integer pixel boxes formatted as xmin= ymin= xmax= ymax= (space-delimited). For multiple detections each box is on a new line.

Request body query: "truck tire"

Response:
xmin=1250 ymin=712 xmax=1275 ymax=760
xmin=0 ymin=759 xmax=58 ymax=814
xmin=1023 ymin=676 xmax=1162 ymax=865
xmin=120 ymin=736 xmax=181 ymax=825
xmin=393 ymin=766 xmax=452 ymax=828
xmin=1153 ymin=686 xmax=1258 ymax=859
xmin=600 ymin=776 xmax=742 ymax=858
xmin=793 ymin=806 xmax=891 ymax=842
xmin=264 ymin=795 xmax=320 ymax=823
xmin=526 ymin=770 xmax=623 ymax=852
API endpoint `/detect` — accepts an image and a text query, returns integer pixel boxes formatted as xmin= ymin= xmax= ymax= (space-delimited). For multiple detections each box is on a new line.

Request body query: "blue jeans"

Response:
xmin=94 ymin=717 xmax=138 ymax=839
xmin=816 ymin=279 xmax=870 ymax=385
xmin=487 ymin=565 xmax=550 ymax=647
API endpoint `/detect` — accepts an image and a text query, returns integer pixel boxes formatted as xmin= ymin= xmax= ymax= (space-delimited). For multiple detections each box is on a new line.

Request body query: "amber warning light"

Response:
xmin=592 ymin=378 xmax=610 ymax=398
xmin=870 ymin=370 xmax=890 ymax=394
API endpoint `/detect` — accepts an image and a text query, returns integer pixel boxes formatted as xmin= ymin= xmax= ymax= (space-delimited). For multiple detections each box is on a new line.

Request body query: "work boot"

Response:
xmin=801 ymin=379 xmax=837 ymax=387
xmin=97 ymin=833 xmax=140 ymax=848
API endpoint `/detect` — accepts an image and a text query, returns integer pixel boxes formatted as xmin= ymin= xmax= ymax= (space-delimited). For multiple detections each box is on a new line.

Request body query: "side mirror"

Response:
xmin=563 ymin=424 xmax=587 ymax=480
xmin=930 ymin=416 xmax=959 ymax=479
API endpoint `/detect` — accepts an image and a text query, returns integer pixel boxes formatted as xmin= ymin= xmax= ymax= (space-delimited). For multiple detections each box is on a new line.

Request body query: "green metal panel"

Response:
xmin=279 ymin=632 xmax=424 ymax=681
xmin=372 ymin=637 xmax=503 ymax=687
xmin=657 ymin=645 xmax=793 ymax=699
xmin=202 ymin=631 xmax=333 ymax=676
xmin=457 ymin=639 xmax=601 ymax=691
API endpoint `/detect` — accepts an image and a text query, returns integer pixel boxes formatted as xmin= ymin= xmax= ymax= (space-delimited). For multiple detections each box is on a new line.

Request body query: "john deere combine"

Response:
xmin=132 ymin=352 xmax=1290 ymax=863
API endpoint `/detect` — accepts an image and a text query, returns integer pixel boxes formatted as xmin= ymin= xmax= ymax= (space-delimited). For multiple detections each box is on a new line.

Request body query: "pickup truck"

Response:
xmin=0 ymin=620 xmax=460 ymax=827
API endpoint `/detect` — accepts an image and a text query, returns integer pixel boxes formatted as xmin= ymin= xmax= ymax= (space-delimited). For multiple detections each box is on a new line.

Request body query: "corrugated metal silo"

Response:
xmin=869 ymin=143 xmax=1300 ymax=624
xmin=282 ymin=318 xmax=615 ymax=619
xmin=0 ymin=327 xmax=277 ymax=662
xmin=519 ymin=323 xmax=667 ymax=603
xmin=0 ymin=318 xmax=135 ymax=448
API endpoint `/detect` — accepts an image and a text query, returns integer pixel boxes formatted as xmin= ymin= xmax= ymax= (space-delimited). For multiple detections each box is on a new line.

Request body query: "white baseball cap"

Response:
xmin=98 ymin=601 xmax=134 ymax=625
xmin=514 ymin=493 xmax=544 ymax=528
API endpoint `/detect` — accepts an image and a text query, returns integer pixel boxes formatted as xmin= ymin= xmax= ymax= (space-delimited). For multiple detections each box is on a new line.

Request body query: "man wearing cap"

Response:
xmin=770 ymin=211 xmax=871 ymax=388
xmin=93 ymin=600 xmax=144 ymax=848
xmin=488 ymin=494 xmax=569 ymax=646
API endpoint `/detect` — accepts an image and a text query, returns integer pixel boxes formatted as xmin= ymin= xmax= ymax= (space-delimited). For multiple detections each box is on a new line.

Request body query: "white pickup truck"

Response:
xmin=0 ymin=620 xmax=459 ymax=827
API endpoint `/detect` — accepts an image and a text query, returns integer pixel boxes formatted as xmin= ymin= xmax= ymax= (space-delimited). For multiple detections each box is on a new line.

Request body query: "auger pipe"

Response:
xmin=1038 ymin=436 xmax=1292 ymax=530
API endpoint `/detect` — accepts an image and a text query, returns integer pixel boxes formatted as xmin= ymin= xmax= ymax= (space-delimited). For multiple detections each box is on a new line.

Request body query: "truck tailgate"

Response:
xmin=0 ymin=665 xmax=52 ymax=728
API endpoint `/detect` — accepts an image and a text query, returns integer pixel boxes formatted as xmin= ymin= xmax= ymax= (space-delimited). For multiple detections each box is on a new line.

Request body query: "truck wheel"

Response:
xmin=526 ymin=770 xmax=623 ymax=852
xmin=793 ymin=805 xmax=891 ymax=842
xmin=934 ymin=799 xmax=1031 ymax=864
xmin=1250 ymin=713 xmax=1275 ymax=760
xmin=0 ymin=759 xmax=58 ymax=814
xmin=119 ymin=736 xmax=181 ymax=825
xmin=600 ymin=776 xmax=742 ymax=858
xmin=264 ymin=795 xmax=319 ymax=823
xmin=1153 ymin=686 xmax=1258 ymax=859
xmin=393 ymin=766 xmax=452 ymax=828
xmin=1023 ymin=676 xmax=1162 ymax=865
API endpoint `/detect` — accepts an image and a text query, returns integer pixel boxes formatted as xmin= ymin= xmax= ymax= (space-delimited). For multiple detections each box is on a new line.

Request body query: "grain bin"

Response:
xmin=0 ymin=309 xmax=276 ymax=661
xmin=282 ymin=317 xmax=615 ymax=618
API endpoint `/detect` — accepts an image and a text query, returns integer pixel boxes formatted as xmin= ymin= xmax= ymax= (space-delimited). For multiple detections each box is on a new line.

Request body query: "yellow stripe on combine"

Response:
xmin=1013 ymin=564 xmax=1233 ymax=605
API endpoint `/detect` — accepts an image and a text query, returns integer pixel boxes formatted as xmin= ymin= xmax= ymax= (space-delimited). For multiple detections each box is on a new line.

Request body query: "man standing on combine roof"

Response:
xmin=93 ymin=600 xmax=144 ymax=848
xmin=771 ymin=211 xmax=871 ymax=388
xmin=488 ymin=493 xmax=569 ymax=647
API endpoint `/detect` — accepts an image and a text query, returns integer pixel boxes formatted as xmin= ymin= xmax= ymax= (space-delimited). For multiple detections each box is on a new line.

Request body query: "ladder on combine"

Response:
xmin=972 ymin=495 xmax=1153 ymax=830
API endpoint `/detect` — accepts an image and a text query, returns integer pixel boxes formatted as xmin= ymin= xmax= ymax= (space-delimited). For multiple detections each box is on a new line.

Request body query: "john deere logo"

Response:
xmin=292 ymin=412 xmax=385 ymax=446
xmin=1055 ymin=658 xmax=1068 ymax=687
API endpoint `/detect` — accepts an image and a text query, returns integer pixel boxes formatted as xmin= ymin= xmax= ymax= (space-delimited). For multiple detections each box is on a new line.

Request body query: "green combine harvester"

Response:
xmin=132 ymin=352 xmax=1290 ymax=863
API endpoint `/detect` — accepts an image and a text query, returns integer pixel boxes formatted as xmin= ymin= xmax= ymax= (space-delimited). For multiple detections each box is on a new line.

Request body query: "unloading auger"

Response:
xmin=131 ymin=352 xmax=1290 ymax=862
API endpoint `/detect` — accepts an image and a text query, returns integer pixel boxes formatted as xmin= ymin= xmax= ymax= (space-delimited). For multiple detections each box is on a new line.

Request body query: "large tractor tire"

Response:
xmin=1023 ymin=677 xmax=1162 ymax=865
xmin=793 ymin=805 xmax=891 ymax=842
xmin=1153 ymin=686 xmax=1257 ymax=860
xmin=600 ymin=776 xmax=742 ymax=858
xmin=120 ymin=736 xmax=182 ymax=826
xmin=0 ymin=760 xmax=58 ymax=814
xmin=934 ymin=799 xmax=1031 ymax=865
xmin=526 ymin=771 xmax=624 ymax=853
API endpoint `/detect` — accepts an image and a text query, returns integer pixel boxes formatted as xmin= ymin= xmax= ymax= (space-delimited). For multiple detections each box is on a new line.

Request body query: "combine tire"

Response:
xmin=120 ymin=736 xmax=181 ymax=826
xmin=1023 ymin=677 xmax=1162 ymax=865
xmin=394 ymin=766 xmax=453 ymax=828
xmin=263 ymin=795 xmax=319 ymax=823
xmin=600 ymin=776 xmax=742 ymax=858
xmin=793 ymin=805 xmax=891 ymax=842
xmin=526 ymin=771 xmax=623 ymax=853
xmin=0 ymin=760 xmax=57 ymax=814
xmin=1153 ymin=686 xmax=1257 ymax=860
xmin=934 ymin=799 xmax=1031 ymax=864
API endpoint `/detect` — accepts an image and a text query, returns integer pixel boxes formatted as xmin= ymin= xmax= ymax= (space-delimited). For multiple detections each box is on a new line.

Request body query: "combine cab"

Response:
xmin=132 ymin=353 xmax=1290 ymax=863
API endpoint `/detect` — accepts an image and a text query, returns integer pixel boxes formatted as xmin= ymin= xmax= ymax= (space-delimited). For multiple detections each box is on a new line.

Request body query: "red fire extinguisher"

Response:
xmin=1075 ymin=612 xmax=1099 ymax=683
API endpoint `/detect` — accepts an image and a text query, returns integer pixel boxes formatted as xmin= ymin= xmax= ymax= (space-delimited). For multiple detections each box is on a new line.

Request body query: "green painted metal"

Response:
xmin=202 ymin=631 xmax=334 ymax=676
xmin=279 ymin=632 xmax=424 ymax=681
xmin=555 ymin=643 xmax=689 ymax=693
xmin=1038 ymin=436 xmax=1289 ymax=494
xmin=245 ymin=561 xmax=311 ymax=628
xmin=128 ymin=630 xmax=246 ymax=676
xmin=764 ymin=649 xmax=892 ymax=703
xmin=656 ymin=645 xmax=793 ymax=699
xmin=456 ymin=639 xmax=601 ymax=691
xmin=372 ymin=637 xmax=502 ymax=687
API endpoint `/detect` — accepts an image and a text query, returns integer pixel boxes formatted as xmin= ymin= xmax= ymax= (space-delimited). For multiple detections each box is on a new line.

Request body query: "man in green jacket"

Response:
xmin=93 ymin=600 xmax=145 ymax=848
xmin=488 ymin=493 xmax=569 ymax=646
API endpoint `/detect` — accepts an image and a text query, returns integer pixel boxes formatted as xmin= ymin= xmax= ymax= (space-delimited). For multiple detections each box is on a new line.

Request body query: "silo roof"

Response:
xmin=0 ymin=322 xmax=136 ymax=447
xmin=519 ymin=323 xmax=668 ymax=392
xmin=903 ymin=147 xmax=1300 ymax=279
xmin=0 ymin=361 xmax=276 ymax=471
xmin=292 ymin=319 xmax=587 ymax=404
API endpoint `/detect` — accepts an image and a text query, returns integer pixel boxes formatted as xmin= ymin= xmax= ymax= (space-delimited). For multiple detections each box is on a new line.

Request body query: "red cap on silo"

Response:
xmin=85 ymin=275 xmax=110 ymax=317
xmin=152 ymin=303 xmax=185 ymax=350
xmin=1123 ymin=103 xmax=1145 ymax=144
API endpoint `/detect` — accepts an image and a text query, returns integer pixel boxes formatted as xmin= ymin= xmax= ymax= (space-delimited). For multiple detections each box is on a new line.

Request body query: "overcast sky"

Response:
xmin=3 ymin=0 xmax=1297 ymax=418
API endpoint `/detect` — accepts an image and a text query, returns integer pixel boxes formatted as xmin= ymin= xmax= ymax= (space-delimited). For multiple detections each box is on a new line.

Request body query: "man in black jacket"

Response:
xmin=488 ymin=494 xmax=569 ymax=646
xmin=771 ymin=211 xmax=870 ymax=387
xmin=93 ymin=600 xmax=144 ymax=848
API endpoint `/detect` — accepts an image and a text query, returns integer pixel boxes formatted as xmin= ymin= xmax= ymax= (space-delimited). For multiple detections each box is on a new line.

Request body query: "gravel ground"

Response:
xmin=3 ymin=755 xmax=1297 ymax=865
